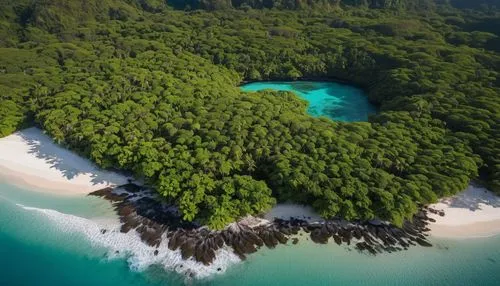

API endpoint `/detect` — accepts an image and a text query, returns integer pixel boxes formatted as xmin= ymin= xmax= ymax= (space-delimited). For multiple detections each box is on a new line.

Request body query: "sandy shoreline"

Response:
xmin=264 ymin=187 xmax=500 ymax=239
xmin=427 ymin=185 xmax=500 ymax=238
xmin=262 ymin=187 xmax=500 ymax=239
xmin=0 ymin=127 xmax=129 ymax=195
xmin=1 ymin=128 xmax=499 ymax=238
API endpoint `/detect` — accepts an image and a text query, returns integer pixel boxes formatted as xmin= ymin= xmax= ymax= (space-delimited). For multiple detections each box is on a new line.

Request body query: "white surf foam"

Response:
xmin=16 ymin=204 xmax=241 ymax=279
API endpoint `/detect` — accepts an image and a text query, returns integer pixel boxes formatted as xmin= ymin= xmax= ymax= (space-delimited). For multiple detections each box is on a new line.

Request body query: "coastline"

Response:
xmin=427 ymin=185 xmax=500 ymax=239
xmin=264 ymin=188 xmax=500 ymax=240
xmin=3 ymin=189 xmax=499 ymax=286
xmin=263 ymin=203 xmax=324 ymax=223
xmin=0 ymin=127 xmax=129 ymax=196
xmin=1 ymin=127 xmax=500 ymax=281
xmin=1 ymin=127 xmax=499 ymax=239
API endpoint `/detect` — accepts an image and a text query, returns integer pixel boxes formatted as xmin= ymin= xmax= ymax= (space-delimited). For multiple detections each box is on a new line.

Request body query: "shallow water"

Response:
xmin=240 ymin=81 xmax=376 ymax=122
xmin=1 ymin=182 xmax=499 ymax=286
xmin=207 ymin=237 xmax=500 ymax=286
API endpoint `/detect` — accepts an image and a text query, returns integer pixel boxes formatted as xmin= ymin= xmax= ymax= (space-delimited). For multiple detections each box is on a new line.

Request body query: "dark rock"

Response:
xmin=362 ymin=232 xmax=373 ymax=244
xmin=203 ymin=247 xmax=216 ymax=265
xmin=222 ymin=231 xmax=233 ymax=246
xmin=262 ymin=231 xmax=278 ymax=248
xmin=355 ymin=242 xmax=367 ymax=252
xmin=122 ymin=183 xmax=142 ymax=193
xmin=215 ymin=234 xmax=225 ymax=248
xmin=243 ymin=230 xmax=263 ymax=247
xmin=332 ymin=234 xmax=342 ymax=245
xmin=307 ymin=224 xmax=321 ymax=232
xmin=92 ymin=183 xmax=439 ymax=266
xmin=415 ymin=237 xmax=432 ymax=247
xmin=280 ymin=227 xmax=291 ymax=236
xmin=365 ymin=244 xmax=377 ymax=255
xmin=352 ymin=228 xmax=362 ymax=240
xmin=118 ymin=204 xmax=135 ymax=217
xmin=274 ymin=230 xmax=288 ymax=244
xmin=168 ymin=231 xmax=182 ymax=250
xmin=343 ymin=228 xmax=353 ymax=245
xmin=139 ymin=223 xmax=164 ymax=248
xmin=310 ymin=229 xmax=329 ymax=244
xmin=402 ymin=223 xmax=419 ymax=236
xmin=231 ymin=239 xmax=247 ymax=260
xmin=204 ymin=237 xmax=215 ymax=251
xmin=180 ymin=239 xmax=196 ymax=260
xmin=120 ymin=223 xmax=133 ymax=233
xmin=320 ymin=224 xmax=331 ymax=237
xmin=89 ymin=187 xmax=126 ymax=202
xmin=325 ymin=223 xmax=336 ymax=234
xmin=237 ymin=234 xmax=258 ymax=254
xmin=194 ymin=241 xmax=206 ymax=264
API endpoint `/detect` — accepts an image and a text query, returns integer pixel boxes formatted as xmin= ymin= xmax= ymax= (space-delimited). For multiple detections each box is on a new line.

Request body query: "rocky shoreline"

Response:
xmin=90 ymin=183 xmax=443 ymax=267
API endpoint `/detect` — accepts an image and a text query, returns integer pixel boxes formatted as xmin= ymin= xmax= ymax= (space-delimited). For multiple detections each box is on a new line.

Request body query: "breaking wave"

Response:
xmin=16 ymin=203 xmax=241 ymax=280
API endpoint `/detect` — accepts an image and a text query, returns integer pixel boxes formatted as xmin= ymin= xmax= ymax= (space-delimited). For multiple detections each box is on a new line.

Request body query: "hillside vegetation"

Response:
xmin=0 ymin=0 xmax=499 ymax=228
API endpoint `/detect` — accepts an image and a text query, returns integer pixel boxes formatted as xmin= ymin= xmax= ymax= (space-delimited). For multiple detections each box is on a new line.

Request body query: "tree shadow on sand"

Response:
xmin=441 ymin=186 xmax=500 ymax=211
xmin=18 ymin=128 xmax=127 ymax=186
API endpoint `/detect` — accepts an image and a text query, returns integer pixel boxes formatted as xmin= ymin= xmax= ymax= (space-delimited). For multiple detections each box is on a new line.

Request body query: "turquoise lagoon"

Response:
xmin=240 ymin=81 xmax=377 ymax=121
xmin=1 ymin=82 xmax=499 ymax=286
xmin=1 ymin=181 xmax=500 ymax=286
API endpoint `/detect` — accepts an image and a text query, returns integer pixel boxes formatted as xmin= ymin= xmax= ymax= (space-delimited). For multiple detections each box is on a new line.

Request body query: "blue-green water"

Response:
xmin=1 ymin=181 xmax=500 ymax=286
xmin=240 ymin=81 xmax=376 ymax=122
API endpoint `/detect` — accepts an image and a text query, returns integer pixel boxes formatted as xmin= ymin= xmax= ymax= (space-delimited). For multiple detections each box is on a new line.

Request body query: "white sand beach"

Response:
xmin=265 ymin=187 xmax=500 ymax=239
xmin=0 ymin=127 xmax=129 ymax=195
xmin=1 ymin=128 xmax=499 ymax=239
xmin=428 ymin=185 xmax=500 ymax=238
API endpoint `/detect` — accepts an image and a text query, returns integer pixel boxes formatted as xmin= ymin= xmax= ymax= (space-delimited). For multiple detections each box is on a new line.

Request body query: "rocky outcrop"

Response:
xmin=90 ymin=184 xmax=438 ymax=265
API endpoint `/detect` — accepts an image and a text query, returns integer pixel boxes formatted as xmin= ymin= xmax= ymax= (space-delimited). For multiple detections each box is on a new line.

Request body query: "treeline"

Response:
xmin=0 ymin=1 xmax=499 ymax=228
xmin=446 ymin=0 xmax=500 ymax=9
xmin=2 ymin=0 xmax=496 ymax=36
xmin=164 ymin=0 xmax=499 ymax=10
xmin=6 ymin=0 xmax=493 ymax=23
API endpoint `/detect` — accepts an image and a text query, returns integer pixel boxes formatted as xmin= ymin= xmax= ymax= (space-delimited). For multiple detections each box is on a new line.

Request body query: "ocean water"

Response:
xmin=1 ymin=181 xmax=499 ymax=286
xmin=240 ymin=81 xmax=377 ymax=122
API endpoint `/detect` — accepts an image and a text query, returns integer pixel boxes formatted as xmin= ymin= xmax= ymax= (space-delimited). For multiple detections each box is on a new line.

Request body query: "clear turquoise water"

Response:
xmin=240 ymin=81 xmax=377 ymax=122
xmin=0 ymin=182 xmax=182 ymax=286
xmin=1 ymin=181 xmax=499 ymax=286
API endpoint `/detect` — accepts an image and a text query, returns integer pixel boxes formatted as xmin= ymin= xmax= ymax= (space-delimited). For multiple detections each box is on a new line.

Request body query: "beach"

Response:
xmin=1 ymin=127 xmax=499 ymax=239
xmin=1 ymin=127 xmax=500 ymax=285
xmin=427 ymin=185 xmax=500 ymax=238
xmin=264 ymin=188 xmax=500 ymax=239
xmin=0 ymin=127 xmax=129 ymax=195
xmin=3 ymin=186 xmax=499 ymax=286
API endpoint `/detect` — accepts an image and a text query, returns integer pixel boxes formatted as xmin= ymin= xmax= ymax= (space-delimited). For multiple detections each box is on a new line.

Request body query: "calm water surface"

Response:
xmin=0 ymin=81 xmax=496 ymax=286
xmin=1 ymin=181 xmax=499 ymax=286
xmin=240 ymin=81 xmax=377 ymax=122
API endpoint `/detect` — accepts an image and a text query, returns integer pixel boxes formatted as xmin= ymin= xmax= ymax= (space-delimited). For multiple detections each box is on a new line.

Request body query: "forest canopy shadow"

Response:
xmin=18 ymin=128 xmax=125 ymax=186
xmin=441 ymin=186 xmax=500 ymax=211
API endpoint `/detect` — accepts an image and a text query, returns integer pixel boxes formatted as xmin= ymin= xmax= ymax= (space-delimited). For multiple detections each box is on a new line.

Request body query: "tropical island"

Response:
xmin=0 ymin=0 xmax=500 ymax=281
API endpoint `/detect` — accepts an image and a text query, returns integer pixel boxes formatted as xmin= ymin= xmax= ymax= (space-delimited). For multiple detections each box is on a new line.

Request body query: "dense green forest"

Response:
xmin=0 ymin=0 xmax=499 ymax=228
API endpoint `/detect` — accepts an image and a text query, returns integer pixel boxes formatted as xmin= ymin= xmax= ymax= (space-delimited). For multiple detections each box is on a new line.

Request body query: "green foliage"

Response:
xmin=0 ymin=0 xmax=499 ymax=228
